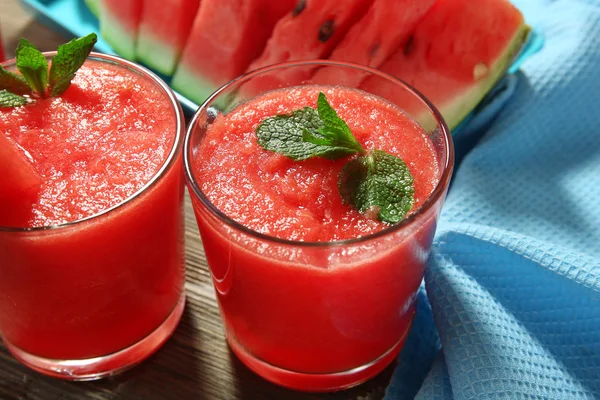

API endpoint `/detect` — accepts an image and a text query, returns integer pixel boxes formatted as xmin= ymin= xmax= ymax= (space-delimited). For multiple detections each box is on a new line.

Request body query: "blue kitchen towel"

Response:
xmin=386 ymin=0 xmax=600 ymax=399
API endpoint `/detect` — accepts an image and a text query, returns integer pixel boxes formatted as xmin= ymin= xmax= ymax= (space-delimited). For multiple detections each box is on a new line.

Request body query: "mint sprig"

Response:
xmin=15 ymin=38 xmax=48 ymax=97
xmin=256 ymin=107 xmax=358 ymax=161
xmin=303 ymin=93 xmax=365 ymax=153
xmin=0 ymin=90 xmax=30 ymax=108
xmin=0 ymin=33 xmax=97 ymax=107
xmin=339 ymin=150 xmax=414 ymax=224
xmin=49 ymin=33 xmax=97 ymax=96
xmin=0 ymin=67 xmax=31 ymax=95
xmin=256 ymin=92 xmax=416 ymax=224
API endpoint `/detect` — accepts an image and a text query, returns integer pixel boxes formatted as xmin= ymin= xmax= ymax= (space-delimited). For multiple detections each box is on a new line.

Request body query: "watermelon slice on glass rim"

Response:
xmin=0 ymin=133 xmax=42 ymax=228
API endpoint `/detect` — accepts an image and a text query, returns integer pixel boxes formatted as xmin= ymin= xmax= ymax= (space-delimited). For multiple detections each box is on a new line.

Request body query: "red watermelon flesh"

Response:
xmin=100 ymin=0 xmax=143 ymax=60
xmin=243 ymin=0 xmax=374 ymax=92
xmin=362 ymin=0 xmax=528 ymax=130
xmin=312 ymin=0 xmax=435 ymax=87
xmin=136 ymin=0 xmax=201 ymax=76
xmin=417 ymin=0 xmax=526 ymax=82
xmin=0 ymin=134 xmax=42 ymax=227
xmin=171 ymin=0 xmax=297 ymax=104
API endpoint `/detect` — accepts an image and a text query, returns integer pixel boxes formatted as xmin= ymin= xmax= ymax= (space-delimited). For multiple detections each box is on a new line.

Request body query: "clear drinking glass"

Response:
xmin=184 ymin=60 xmax=454 ymax=391
xmin=0 ymin=53 xmax=186 ymax=380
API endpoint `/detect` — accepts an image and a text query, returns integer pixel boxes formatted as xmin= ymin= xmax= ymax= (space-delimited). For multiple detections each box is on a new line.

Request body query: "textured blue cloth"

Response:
xmin=385 ymin=1 xmax=600 ymax=399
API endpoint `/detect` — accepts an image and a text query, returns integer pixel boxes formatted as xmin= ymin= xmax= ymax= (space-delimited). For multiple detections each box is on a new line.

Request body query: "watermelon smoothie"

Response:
xmin=185 ymin=61 xmax=454 ymax=391
xmin=0 ymin=53 xmax=186 ymax=380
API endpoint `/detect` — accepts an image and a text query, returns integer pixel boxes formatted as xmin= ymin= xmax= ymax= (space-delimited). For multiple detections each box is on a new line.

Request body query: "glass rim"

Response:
xmin=0 ymin=51 xmax=185 ymax=233
xmin=184 ymin=59 xmax=455 ymax=248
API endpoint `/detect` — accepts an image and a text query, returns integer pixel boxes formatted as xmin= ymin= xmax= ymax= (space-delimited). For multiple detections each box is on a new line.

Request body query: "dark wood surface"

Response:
xmin=0 ymin=2 xmax=393 ymax=398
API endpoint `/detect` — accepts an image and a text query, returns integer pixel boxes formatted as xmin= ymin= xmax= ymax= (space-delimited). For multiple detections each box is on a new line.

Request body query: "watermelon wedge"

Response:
xmin=362 ymin=0 xmax=529 ymax=130
xmin=171 ymin=0 xmax=296 ymax=105
xmin=136 ymin=0 xmax=201 ymax=76
xmin=99 ymin=0 xmax=143 ymax=60
xmin=313 ymin=0 xmax=436 ymax=87
xmin=0 ymin=134 xmax=42 ymax=227
xmin=244 ymin=0 xmax=374 ymax=90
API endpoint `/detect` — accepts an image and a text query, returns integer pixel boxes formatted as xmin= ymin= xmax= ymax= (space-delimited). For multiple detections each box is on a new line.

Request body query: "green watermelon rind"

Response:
xmin=171 ymin=64 xmax=218 ymax=105
xmin=136 ymin=31 xmax=179 ymax=76
xmin=442 ymin=24 xmax=532 ymax=130
xmin=84 ymin=0 xmax=101 ymax=18
xmin=100 ymin=8 xmax=138 ymax=61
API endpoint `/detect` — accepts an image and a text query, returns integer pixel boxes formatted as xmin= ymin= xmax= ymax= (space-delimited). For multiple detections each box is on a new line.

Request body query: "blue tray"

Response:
xmin=19 ymin=0 xmax=543 ymax=124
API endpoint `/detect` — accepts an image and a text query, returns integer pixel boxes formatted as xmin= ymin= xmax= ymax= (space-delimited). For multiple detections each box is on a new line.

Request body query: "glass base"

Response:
xmin=2 ymin=293 xmax=186 ymax=381
xmin=227 ymin=324 xmax=410 ymax=392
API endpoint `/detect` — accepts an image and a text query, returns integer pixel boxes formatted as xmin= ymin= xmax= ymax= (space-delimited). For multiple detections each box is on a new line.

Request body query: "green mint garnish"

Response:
xmin=0 ymin=66 xmax=31 ymax=95
xmin=256 ymin=92 xmax=415 ymax=224
xmin=0 ymin=33 xmax=97 ymax=108
xmin=15 ymin=38 xmax=48 ymax=97
xmin=339 ymin=150 xmax=414 ymax=224
xmin=302 ymin=93 xmax=366 ymax=154
xmin=49 ymin=33 xmax=97 ymax=96
xmin=0 ymin=90 xmax=30 ymax=108
xmin=256 ymin=93 xmax=366 ymax=161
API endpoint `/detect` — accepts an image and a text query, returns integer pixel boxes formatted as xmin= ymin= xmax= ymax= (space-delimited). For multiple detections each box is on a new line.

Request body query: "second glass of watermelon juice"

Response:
xmin=184 ymin=61 xmax=454 ymax=391
xmin=0 ymin=53 xmax=186 ymax=380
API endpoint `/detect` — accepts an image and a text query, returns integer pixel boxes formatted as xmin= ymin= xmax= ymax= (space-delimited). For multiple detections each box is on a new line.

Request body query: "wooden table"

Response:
xmin=0 ymin=1 xmax=394 ymax=398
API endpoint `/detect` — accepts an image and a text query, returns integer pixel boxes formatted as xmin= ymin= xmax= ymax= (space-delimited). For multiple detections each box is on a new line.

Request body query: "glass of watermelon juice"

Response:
xmin=0 ymin=53 xmax=186 ymax=380
xmin=184 ymin=61 xmax=453 ymax=391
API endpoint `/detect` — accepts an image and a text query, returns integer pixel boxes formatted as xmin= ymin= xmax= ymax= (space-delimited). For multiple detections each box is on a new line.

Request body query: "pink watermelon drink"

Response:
xmin=184 ymin=61 xmax=454 ymax=391
xmin=0 ymin=43 xmax=186 ymax=380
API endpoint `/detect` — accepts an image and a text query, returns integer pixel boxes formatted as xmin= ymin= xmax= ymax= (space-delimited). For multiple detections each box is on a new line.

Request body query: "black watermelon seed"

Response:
xmin=292 ymin=0 xmax=306 ymax=17
xmin=404 ymin=35 xmax=415 ymax=56
xmin=319 ymin=20 xmax=335 ymax=43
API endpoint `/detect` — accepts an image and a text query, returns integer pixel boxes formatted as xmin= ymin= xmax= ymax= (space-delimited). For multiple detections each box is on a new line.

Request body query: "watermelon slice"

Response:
xmin=0 ymin=134 xmax=42 ymax=227
xmin=171 ymin=0 xmax=296 ymax=105
xmin=99 ymin=0 xmax=143 ymax=60
xmin=313 ymin=0 xmax=436 ymax=87
xmin=244 ymin=0 xmax=374 ymax=90
xmin=362 ymin=0 xmax=529 ymax=130
xmin=136 ymin=0 xmax=201 ymax=76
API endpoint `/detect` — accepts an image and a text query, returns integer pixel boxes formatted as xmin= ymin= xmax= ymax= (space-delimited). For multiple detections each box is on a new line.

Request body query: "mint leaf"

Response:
xmin=49 ymin=33 xmax=97 ymax=96
xmin=256 ymin=92 xmax=365 ymax=160
xmin=256 ymin=107 xmax=361 ymax=161
xmin=0 ymin=66 xmax=30 ymax=95
xmin=0 ymin=90 xmax=29 ymax=108
xmin=338 ymin=150 xmax=415 ymax=224
xmin=314 ymin=92 xmax=365 ymax=154
xmin=15 ymin=38 xmax=48 ymax=97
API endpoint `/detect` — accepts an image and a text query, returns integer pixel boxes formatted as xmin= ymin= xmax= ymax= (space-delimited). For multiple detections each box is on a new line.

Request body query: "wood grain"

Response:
xmin=0 ymin=2 xmax=393 ymax=398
